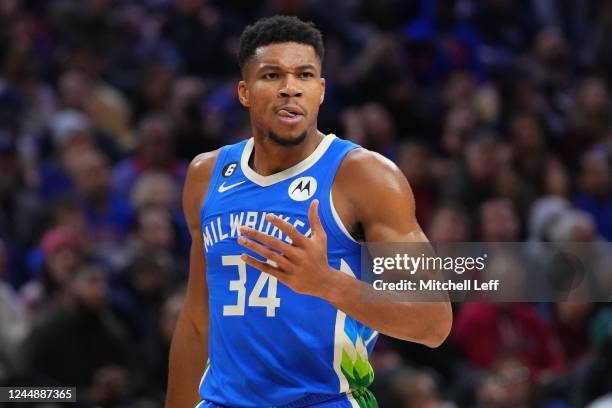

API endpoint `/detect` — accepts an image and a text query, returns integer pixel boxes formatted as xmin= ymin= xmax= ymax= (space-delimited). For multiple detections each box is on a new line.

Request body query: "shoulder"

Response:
xmin=183 ymin=149 xmax=222 ymax=231
xmin=187 ymin=150 xmax=221 ymax=177
xmin=335 ymin=147 xmax=413 ymax=203
xmin=331 ymin=146 xmax=418 ymax=239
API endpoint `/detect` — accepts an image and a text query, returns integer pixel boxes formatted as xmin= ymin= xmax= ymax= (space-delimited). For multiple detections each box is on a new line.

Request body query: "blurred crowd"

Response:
xmin=0 ymin=0 xmax=611 ymax=407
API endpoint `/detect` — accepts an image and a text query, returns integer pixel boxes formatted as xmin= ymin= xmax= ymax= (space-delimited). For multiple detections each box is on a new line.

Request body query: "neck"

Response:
xmin=251 ymin=128 xmax=324 ymax=176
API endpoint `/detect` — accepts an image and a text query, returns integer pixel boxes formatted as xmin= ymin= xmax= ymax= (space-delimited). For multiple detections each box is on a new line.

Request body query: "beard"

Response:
xmin=267 ymin=130 xmax=307 ymax=146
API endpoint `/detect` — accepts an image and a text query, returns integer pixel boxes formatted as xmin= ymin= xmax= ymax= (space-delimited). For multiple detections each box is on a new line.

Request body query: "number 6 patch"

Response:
xmin=222 ymin=162 xmax=238 ymax=177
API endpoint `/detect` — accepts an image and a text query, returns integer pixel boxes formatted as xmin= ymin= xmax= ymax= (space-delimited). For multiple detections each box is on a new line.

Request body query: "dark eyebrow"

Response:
xmin=256 ymin=63 xmax=318 ymax=72
xmin=297 ymin=64 xmax=317 ymax=71
xmin=257 ymin=64 xmax=281 ymax=72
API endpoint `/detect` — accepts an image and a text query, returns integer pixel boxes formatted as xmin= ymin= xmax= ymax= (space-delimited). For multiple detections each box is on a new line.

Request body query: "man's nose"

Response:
xmin=279 ymin=74 xmax=303 ymax=98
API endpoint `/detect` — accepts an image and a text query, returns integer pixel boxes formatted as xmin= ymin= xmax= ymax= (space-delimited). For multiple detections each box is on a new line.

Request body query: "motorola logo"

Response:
xmin=288 ymin=176 xmax=317 ymax=201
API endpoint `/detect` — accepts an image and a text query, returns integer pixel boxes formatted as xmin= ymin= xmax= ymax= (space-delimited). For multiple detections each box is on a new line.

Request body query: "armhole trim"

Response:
xmin=319 ymin=143 xmax=361 ymax=251
xmin=200 ymin=147 xmax=229 ymax=218
xmin=329 ymin=190 xmax=359 ymax=244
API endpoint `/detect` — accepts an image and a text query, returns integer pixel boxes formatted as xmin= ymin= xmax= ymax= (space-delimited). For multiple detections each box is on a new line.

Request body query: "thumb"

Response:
xmin=308 ymin=199 xmax=324 ymax=238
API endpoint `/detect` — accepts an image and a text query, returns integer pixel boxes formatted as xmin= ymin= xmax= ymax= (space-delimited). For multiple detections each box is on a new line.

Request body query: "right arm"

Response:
xmin=166 ymin=150 xmax=219 ymax=408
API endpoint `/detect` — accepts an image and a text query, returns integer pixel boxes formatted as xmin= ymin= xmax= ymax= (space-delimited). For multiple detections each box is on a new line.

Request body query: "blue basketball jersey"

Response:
xmin=198 ymin=134 xmax=378 ymax=407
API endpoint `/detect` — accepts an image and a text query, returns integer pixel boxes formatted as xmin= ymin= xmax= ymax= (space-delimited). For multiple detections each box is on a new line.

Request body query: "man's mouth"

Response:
xmin=276 ymin=108 xmax=304 ymax=124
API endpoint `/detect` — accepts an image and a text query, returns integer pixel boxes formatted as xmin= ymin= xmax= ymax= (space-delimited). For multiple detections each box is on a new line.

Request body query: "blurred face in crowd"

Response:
xmin=477 ymin=359 xmax=531 ymax=408
xmin=59 ymin=71 xmax=92 ymax=110
xmin=136 ymin=207 xmax=175 ymax=250
xmin=143 ymin=64 xmax=174 ymax=110
xmin=479 ymin=199 xmax=519 ymax=241
xmin=511 ymin=114 xmax=543 ymax=153
xmin=535 ymin=28 xmax=568 ymax=67
xmin=398 ymin=143 xmax=429 ymax=186
xmin=71 ymin=150 xmax=111 ymax=202
xmin=466 ymin=139 xmax=498 ymax=182
xmin=238 ymin=42 xmax=325 ymax=146
xmin=579 ymin=151 xmax=611 ymax=198
xmin=444 ymin=71 xmax=476 ymax=106
xmin=53 ymin=202 xmax=89 ymax=243
xmin=495 ymin=164 xmax=520 ymax=198
xmin=389 ymin=370 xmax=444 ymax=408
xmin=46 ymin=246 xmax=79 ymax=287
xmin=578 ymin=77 xmax=610 ymax=115
xmin=131 ymin=172 xmax=179 ymax=211
xmin=70 ymin=264 xmax=108 ymax=310
xmin=139 ymin=116 xmax=174 ymax=166
xmin=427 ymin=206 xmax=469 ymax=242
xmin=442 ymin=104 xmax=477 ymax=156
xmin=544 ymin=158 xmax=569 ymax=197
xmin=362 ymin=102 xmax=395 ymax=146
xmin=570 ymin=218 xmax=597 ymax=242
xmin=129 ymin=258 xmax=169 ymax=298
xmin=512 ymin=80 xmax=543 ymax=112
xmin=42 ymin=227 xmax=82 ymax=288
xmin=556 ymin=302 xmax=592 ymax=327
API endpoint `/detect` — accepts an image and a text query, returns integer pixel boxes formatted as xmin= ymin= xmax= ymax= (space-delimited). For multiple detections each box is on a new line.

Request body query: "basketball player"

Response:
xmin=166 ymin=16 xmax=452 ymax=408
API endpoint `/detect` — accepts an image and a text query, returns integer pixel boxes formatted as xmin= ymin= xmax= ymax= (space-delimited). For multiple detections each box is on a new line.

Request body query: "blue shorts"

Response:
xmin=195 ymin=388 xmax=377 ymax=408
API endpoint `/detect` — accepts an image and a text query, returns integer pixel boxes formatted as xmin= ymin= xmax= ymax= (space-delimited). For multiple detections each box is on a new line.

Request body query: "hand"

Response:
xmin=237 ymin=199 xmax=337 ymax=298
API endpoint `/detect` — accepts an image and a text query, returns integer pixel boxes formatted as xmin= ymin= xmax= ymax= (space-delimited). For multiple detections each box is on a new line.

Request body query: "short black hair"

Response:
xmin=238 ymin=15 xmax=324 ymax=74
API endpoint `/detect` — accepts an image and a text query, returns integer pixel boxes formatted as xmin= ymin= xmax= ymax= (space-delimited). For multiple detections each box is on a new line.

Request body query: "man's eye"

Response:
xmin=299 ymin=72 xmax=314 ymax=79
xmin=263 ymin=73 xmax=279 ymax=80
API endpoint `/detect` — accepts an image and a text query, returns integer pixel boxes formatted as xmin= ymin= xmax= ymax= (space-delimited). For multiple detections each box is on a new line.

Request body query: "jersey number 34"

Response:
xmin=221 ymin=255 xmax=281 ymax=317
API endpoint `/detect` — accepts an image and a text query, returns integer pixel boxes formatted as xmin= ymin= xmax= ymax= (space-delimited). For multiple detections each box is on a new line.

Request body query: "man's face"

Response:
xmin=238 ymin=42 xmax=325 ymax=146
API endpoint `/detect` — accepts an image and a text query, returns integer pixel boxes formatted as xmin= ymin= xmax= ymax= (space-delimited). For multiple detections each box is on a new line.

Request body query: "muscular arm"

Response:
xmin=166 ymin=150 xmax=219 ymax=408
xmin=236 ymin=147 xmax=452 ymax=348
xmin=327 ymin=148 xmax=452 ymax=347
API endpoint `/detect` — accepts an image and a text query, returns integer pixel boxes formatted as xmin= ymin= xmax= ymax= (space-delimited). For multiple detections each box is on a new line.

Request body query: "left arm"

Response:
xmin=326 ymin=148 xmax=453 ymax=347
xmin=238 ymin=149 xmax=452 ymax=348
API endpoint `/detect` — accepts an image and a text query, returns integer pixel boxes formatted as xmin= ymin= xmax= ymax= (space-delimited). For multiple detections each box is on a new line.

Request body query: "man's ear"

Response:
xmin=238 ymin=80 xmax=250 ymax=107
xmin=320 ymin=77 xmax=325 ymax=105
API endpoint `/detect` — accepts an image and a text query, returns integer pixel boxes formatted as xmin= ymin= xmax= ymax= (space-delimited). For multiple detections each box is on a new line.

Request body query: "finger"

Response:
xmin=307 ymin=199 xmax=325 ymax=238
xmin=266 ymin=214 xmax=306 ymax=246
xmin=237 ymin=236 xmax=292 ymax=271
xmin=241 ymin=253 xmax=286 ymax=280
xmin=240 ymin=226 xmax=296 ymax=255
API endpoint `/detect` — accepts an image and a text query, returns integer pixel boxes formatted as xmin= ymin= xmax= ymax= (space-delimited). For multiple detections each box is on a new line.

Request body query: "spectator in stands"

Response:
xmin=427 ymin=204 xmax=471 ymax=242
xmin=454 ymin=302 xmax=566 ymax=380
xmin=386 ymin=367 xmax=456 ymax=408
xmin=509 ymin=113 xmax=548 ymax=193
xmin=112 ymin=113 xmax=187 ymax=199
xmin=0 ymin=128 xmax=43 ymax=247
xmin=397 ymin=142 xmax=438 ymax=224
xmin=574 ymin=149 xmax=612 ymax=241
xmin=445 ymin=136 xmax=499 ymax=212
xmin=129 ymin=171 xmax=189 ymax=251
xmin=20 ymin=226 xmax=83 ymax=316
xmin=19 ymin=262 xmax=135 ymax=406
xmin=69 ymin=149 xmax=133 ymax=266
xmin=0 ymin=238 xmax=28 ymax=383
xmin=478 ymin=198 xmax=520 ymax=242
xmin=575 ymin=307 xmax=612 ymax=406
xmin=553 ymin=302 xmax=593 ymax=366
xmin=142 ymin=290 xmax=185 ymax=402
xmin=111 ymin=252 xmax=173 ymax=340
